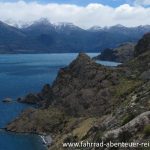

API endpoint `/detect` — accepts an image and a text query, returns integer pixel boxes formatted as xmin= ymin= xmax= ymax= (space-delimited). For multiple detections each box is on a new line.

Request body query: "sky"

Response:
xmin=0 ymin=0 xmax=150 ymax=28
xmin=0 ymin=0 xmax=130 ymax=7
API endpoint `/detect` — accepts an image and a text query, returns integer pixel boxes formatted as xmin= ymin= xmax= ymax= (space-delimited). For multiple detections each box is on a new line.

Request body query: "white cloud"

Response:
xmin=0 ymin=0 xmax=150 ymax=29
xmin=134 ymin=0 xmax=150 ymax=6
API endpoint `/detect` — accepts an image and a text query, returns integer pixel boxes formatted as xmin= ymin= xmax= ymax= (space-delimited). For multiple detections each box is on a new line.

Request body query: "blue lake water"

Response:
xmin=96 ymin=60 xmax=121 ymax=67
xmin=0 ymin=53 xmax=120 ymax=150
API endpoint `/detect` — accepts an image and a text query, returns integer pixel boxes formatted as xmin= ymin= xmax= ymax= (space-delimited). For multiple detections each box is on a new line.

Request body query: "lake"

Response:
xmin=0 ymin=53 xmax=120 ymax=150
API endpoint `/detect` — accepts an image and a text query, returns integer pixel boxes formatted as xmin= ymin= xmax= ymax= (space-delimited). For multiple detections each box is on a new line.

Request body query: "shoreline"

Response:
xmin=40 ymin=135 xmax=52 ymax=148
xmin=2 ymin=128 xmax=52 ymax=148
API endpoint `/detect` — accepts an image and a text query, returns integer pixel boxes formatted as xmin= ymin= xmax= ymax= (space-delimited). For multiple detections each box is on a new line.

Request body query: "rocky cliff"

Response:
xmin=134 ymin=33 xmax=150 ymax=57
xmin=126 ymin=33 xmax=150 ymax=80
xmin=6 ymin=34 xmax=150 ymax=150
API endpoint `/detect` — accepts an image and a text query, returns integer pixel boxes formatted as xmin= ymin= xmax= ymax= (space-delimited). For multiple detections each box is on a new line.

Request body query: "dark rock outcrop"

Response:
xmin=18 ymin=94 xmax=41 ymax=104
xmin=127 ymin=33 xmax=150 ymax=79
xmin=2 ymin=98 xmax=13 ymax=103
xmin=134 ymin=33 xmax=150 ymax=57
xmin=18 ymin=84 xmax=54 ymax=107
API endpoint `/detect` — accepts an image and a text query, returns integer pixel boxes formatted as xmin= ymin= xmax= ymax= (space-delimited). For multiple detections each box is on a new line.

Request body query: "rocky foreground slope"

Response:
xmin=6 ymin=33 xmax=150 ymax=150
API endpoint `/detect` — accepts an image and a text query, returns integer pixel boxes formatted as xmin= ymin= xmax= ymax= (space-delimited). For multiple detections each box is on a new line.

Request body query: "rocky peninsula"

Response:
xmin=94 ymin=42 xmax=135 ymax=63
xmin=6 ymin=33 xmax=150 ymax=150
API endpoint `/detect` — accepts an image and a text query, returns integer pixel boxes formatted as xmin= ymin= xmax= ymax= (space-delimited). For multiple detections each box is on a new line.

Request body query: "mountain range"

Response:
xmin=1 ymin=18 xmax=150 ymax=53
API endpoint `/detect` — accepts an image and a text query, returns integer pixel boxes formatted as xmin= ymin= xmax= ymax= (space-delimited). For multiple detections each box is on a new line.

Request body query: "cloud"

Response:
xmin=0 ymin=0 xmax=150 ymax=28
xmin=134 ymin=0 xmax=150 ymax=6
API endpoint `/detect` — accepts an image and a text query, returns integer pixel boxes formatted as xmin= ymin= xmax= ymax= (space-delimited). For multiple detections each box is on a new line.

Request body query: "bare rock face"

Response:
xmin=141 ymin=69 xmax=150 ymax=80
xmin=102 ymin=111 xmax=150 ymax=144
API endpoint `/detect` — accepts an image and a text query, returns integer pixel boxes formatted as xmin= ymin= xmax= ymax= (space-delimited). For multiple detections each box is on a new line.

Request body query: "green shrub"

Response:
xmin=121 ymin=113 xmax=135 ymax=126
xmin=143 ymin=125 xmax=150 ymax=136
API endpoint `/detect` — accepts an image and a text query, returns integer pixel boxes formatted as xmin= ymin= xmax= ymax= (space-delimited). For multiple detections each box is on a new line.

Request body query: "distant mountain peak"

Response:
xmin=113 ymin=24 xmax=125 ymax=28
xmin=0 ymin=20 xmax=10 ymax=27
xmin=107 ymin=24 xmax=126 ymax=29
xmin=32 ymin=18 xmax=52 ymax=26
xmin=51 ymin=22 xmax=83 ymax=33
xmin=54 ymin=22 xmax=74 ymax=26
xmin=88 ymin=26 xmax=103 ymax=31
xmin=53 ymin=22 xmax=81 ymax=30
xmin=137 ymin=25 xmax=150 ymax=29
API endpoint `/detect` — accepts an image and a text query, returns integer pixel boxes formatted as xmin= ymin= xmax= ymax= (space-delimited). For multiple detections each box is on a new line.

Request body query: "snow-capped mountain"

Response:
xmin=88 ymin=26 xmax=103 ymax=31
xmin=0 ymin=19 xmax=150 ymax=54
xmin=53 ymin=22 xmax=81 ymax=30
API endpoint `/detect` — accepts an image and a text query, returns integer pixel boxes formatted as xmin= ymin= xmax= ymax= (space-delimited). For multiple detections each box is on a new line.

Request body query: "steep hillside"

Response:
xmin=0 ymin=21 xmax=26 ymax=53
xmin=126 ymin=33 xmax=150 ymax=80
xmin=134 ymin=33 xmax=150 ymax=57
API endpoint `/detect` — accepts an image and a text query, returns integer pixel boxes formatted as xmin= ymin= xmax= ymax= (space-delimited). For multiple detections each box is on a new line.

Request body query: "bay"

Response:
xmin=0 ymin=53 xmax=119 ymax=150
